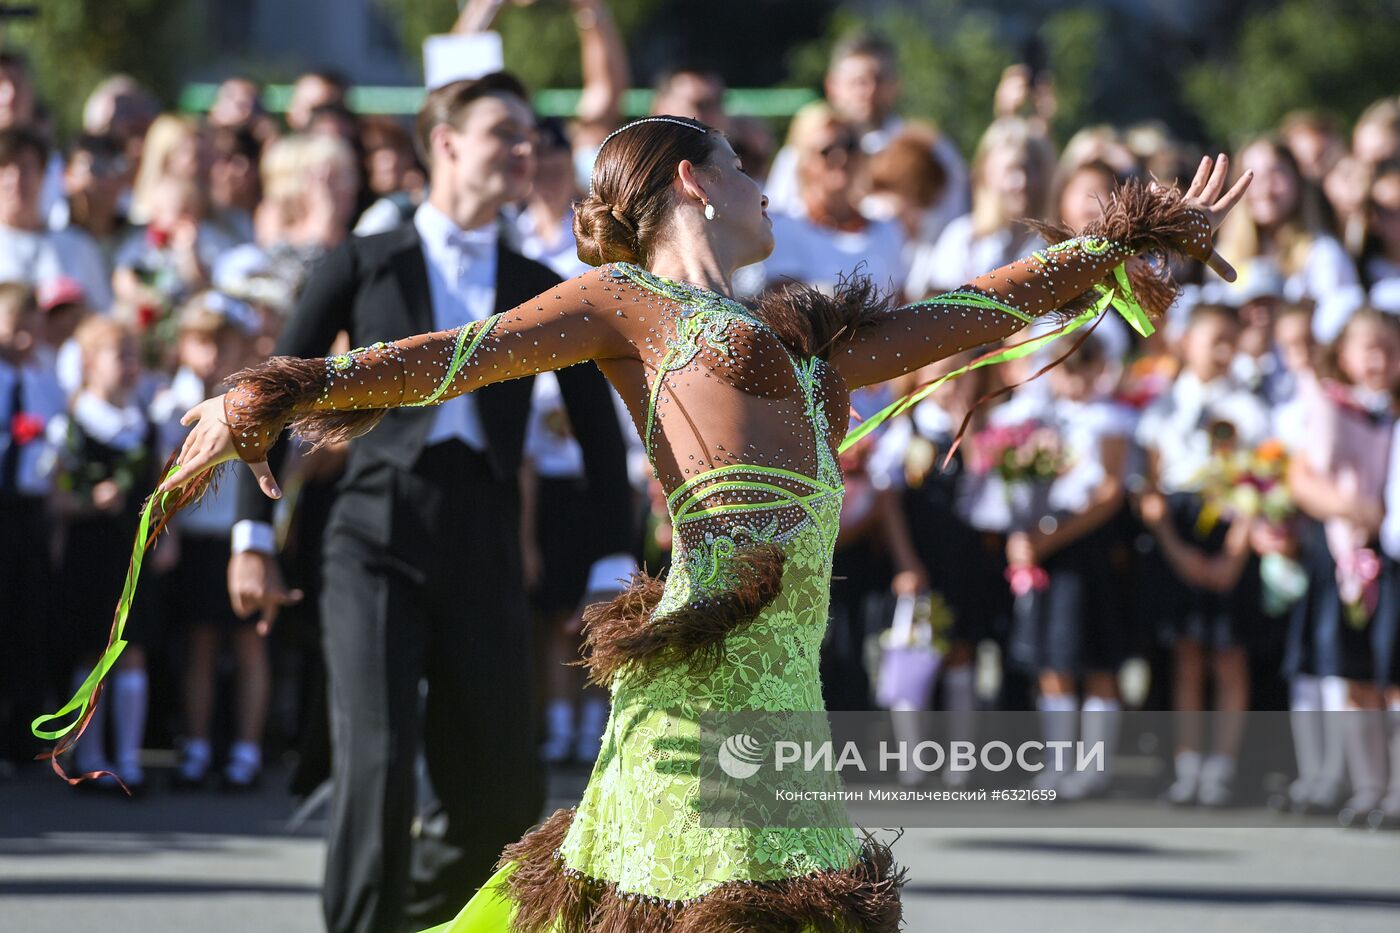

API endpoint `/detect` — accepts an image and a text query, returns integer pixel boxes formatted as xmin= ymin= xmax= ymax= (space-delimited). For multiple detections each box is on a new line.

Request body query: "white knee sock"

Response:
xmin=1288 ymin=675 xmax=1324 ymax=801
xmin=943 ymin=665 xmax=976 ymax=739
xmin=1078 ymin=696 xmax=1121 ymax=788
xmin=1383 ymin=704 xmax=1400 ymax=811
xmin=1342 ymin=707 xmax=1387 ymax=808
xmin=71 ymin=668 xmax=111 ymax=775
xmin=1316 ymin=676 xmax=1350 ymax=803
xmin=111 ymin=669 xmax=148 ymax=782
xmin=1036 ymin=692 xmax=1077 ymax=787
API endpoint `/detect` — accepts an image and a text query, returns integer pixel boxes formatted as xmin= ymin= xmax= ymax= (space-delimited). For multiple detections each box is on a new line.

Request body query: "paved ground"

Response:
xmin=2 ymin=764 xmax=1398 ymax=933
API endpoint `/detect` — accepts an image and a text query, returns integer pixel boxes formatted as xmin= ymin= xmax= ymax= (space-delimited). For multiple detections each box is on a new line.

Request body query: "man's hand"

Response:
xmin=229 ymin=550 xmax=304 ymax=636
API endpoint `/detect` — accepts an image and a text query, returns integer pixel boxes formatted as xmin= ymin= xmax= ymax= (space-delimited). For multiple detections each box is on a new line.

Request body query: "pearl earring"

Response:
xmin=703 ymin=200 xmax=716 ymax=221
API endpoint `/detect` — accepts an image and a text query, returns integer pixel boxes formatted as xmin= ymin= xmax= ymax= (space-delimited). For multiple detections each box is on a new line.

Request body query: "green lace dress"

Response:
xmin=211 ymin=202 xmax=1193 ymax=930
xmin=424 ymin=263 xmax=900 ymax=932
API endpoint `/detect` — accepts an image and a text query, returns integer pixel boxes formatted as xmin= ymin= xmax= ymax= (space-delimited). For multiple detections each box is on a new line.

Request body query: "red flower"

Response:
xmin=10 ymin=412 xmax=44 ymax=446
xmin=1005 ymin=564 xmax=1050 ymax=596
xmin=146 ymin=226 xmax=170 ymax=250
xmin=137 ymin=305 xmax=158 ymax=328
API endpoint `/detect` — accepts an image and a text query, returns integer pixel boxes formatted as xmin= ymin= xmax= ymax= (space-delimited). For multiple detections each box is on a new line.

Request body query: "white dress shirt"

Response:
xmin=415 ymin=201 xmax=497 ymax=452
xmin=234 ymin=202 xmax=496 ymax=555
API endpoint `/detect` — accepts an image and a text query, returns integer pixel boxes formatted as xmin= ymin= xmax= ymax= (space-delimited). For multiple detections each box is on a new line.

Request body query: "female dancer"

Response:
xmin=159 ymin=118 xmax=1248 ymax=931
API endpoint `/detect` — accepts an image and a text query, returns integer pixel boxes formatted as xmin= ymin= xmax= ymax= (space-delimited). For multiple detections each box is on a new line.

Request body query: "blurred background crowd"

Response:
xmin=2 ymin=0 xmax=1400 ymax=836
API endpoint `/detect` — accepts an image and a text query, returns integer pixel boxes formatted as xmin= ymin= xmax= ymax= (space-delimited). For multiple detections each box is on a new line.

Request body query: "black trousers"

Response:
xmin=318 ymin=441 xmax=544 ymax=933
xmin=0 ymin=494 xmax=50 ymax=765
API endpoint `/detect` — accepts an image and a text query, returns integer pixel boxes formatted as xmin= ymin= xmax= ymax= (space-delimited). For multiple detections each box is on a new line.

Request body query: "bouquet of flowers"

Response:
xmin=1192 ymin=432 xmax=1308 ymax=616
xmin=1192 ymin=432 xmax=1294 ymax=536
xmin=970 ymin=420 xmax=1068 ymax=597
xmin=968 ymin=420 xmax=1068 ymax=487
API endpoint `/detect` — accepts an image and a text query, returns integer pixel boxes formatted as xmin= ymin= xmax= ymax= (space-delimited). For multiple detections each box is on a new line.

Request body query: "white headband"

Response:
xmin=588 ymin=117 xmax=708 ymax=197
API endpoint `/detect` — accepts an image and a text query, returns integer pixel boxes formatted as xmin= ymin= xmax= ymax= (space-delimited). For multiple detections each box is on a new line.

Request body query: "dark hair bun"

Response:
xmin=573 ymin=194 xmax=642 ymax=266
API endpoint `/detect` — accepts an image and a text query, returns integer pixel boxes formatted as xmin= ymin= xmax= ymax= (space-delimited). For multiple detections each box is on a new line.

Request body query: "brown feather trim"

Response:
xmin=1080 ymin=178 xmax=1213 ymax=261
xmin=493 ymin=808 xmax=907 ymax=933
xmin=223 ymin=356 xmax=387 ymax=455
xmin=1025 ymin=178 xmax=1210 ymax=330
xmin=571 ymin=544 xmax=786 ymax=687
xmin=288 ymin=406 xmax=390 ymax=449
xmin=753 ymin=268 xmax=894 ymax=361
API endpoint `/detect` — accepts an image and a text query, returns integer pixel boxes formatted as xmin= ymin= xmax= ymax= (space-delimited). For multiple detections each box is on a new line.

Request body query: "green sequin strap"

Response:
xmin=404 ymin=316 xmax=501 ymax=408
xmin=32 ymin=456 xmax=214 ymax=788
xmin=839 ymin=262 xmax=1153 ymax=453
xmin=907 ymin=290 xmax=1036 ymax=324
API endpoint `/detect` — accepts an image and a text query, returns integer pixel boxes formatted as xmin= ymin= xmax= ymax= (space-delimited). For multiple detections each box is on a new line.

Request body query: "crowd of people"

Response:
xmin=3 ymin=6 xmax=1400 ymax=842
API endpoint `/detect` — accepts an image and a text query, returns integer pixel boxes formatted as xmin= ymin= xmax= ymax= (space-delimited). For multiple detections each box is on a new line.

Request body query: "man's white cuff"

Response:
xmin=231 ymin=520 xmax=277 ymax=555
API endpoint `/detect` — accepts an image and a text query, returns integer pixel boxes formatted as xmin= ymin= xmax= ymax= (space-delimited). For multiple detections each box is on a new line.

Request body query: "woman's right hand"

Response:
xmin=157 ymin=394 xmax=283 ymax=500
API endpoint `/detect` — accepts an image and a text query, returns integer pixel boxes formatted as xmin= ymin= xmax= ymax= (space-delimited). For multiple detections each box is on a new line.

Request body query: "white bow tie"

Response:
xmin=447 ymin=226 xmax=495 ymax=257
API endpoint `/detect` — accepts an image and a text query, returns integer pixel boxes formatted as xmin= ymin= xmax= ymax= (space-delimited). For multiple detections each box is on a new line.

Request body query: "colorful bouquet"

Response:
xmin=1191 ymin=434 xmax=1308 ymax=616
xmin=968 ymin=420 xmax=1068 ymax=487
xmin=1192 ymin=434 xmax=1294 ymax=535
xmin=970 ymin=420 xmax=1068 ymax=597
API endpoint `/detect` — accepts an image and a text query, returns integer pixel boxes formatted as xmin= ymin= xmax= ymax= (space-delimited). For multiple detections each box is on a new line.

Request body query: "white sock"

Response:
xmin=1342 ymin=708 xmax=1388 ymax=806
xmin=1079 ymin=696 xmax=1121 ymax=785
xmin=179 ymin=737 xmax=211 ymax=780
xmin=1202 ymin=752 xmax=1235 ymax=781
xmin=71 ymin=668 xmax=111 ymax=775
xmin=1173 ymin=749 xmax=1202 ymax=782
xmin=1321 ymin=676 xmax=1349 ymax=711
xmin=1288 ymin=676 xmax=1323 ymax=800
xmin=1316 ymin=676 xmax=1350 ymax=801
xmin=1290 ymin=674 xmax=1323 ymax=712
xmin=111 ymin=669 xmax=148 ymax=781
xmin=229 ymin=740 xmax=261 ymax=769
xmin=1037 ymin=692 xmax=1078 ymax=781
xmin=943 ymin=666 xmax=976 ymax=745
xmin=1384 ymin=707 xmax=1400 ymax=807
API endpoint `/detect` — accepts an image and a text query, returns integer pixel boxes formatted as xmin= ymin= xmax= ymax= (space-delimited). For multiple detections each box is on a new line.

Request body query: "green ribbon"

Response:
xmin=31 ymin=466 xmax=182 ymax=744
xmin=838 ymin=263 xmax=1155 ymax=454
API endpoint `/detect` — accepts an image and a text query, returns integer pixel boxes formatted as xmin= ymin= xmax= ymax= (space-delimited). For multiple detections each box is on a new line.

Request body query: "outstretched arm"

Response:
xmin=160 ymin=265 xmax=638 ymax=494
xmin=830 ymin=155 xmax=1252 ymax=390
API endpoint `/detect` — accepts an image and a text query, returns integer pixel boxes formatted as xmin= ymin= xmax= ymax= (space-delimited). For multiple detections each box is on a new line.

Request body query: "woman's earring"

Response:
xmin=703 ymin=200 xmax=717 ymax=221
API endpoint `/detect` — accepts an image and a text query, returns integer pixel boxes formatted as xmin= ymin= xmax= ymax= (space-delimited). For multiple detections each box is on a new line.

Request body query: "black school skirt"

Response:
xmin=1138 ymin=491 xmax=1261 ymax=652
xmin=1007 ymin=516 xmax=1130 ymax=675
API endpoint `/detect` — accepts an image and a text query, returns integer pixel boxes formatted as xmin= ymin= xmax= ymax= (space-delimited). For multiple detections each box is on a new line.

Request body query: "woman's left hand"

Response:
xmin=1178 ymin=153 xmax=1254 ymax=282
xmin=157 ymin=394 xmax=283 ymax=500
